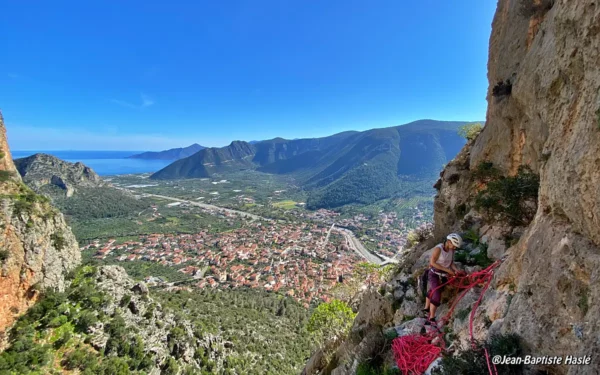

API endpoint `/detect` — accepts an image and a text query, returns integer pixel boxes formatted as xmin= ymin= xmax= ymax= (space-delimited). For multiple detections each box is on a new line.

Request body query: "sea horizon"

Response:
xmin=11 ymin=150 xmax=173 ymax=176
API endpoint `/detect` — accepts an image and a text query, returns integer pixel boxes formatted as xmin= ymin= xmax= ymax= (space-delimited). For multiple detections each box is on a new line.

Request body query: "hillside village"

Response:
xmin=85 ymin=221 xmax=367 ymax=306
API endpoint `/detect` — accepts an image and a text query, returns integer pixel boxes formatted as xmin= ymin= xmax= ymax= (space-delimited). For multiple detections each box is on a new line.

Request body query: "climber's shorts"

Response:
xmin=427 ymin=269 xmax=448 ymax=307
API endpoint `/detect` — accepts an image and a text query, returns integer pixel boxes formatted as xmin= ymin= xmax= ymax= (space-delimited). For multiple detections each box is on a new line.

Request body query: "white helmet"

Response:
xmin=446 ymin=233 xmax=463 ymax=248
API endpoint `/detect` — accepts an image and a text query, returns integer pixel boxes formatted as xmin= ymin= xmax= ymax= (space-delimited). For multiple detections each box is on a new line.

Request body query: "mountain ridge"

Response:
xmin=127 ymin=143 xmax=205 ymax=160
xmin=151 ymin=120 xmax=479 ymax=208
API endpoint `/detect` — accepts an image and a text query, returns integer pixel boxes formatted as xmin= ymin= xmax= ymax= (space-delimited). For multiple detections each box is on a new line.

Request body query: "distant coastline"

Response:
xmin=11 ymin=150 xmax=172 ymax=176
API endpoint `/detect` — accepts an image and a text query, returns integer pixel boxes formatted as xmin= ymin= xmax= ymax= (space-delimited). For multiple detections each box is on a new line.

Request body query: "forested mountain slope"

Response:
xmin=152 ymin=120 xmax=472 ymax=208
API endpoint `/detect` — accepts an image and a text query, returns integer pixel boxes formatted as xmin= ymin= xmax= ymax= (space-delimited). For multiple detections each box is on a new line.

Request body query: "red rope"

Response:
xmin=391 ymin=334 xmax=442 ymax=375
xmin=392 ymin=260 xmax=502 ymax=375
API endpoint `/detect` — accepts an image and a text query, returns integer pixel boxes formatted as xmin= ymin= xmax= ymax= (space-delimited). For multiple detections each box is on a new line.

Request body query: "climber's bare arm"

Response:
xmin=451 ymin=262 xmax=459 ymax=273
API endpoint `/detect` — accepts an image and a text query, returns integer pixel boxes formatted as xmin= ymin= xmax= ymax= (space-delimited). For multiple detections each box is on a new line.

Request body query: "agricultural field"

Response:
xmin=109 ymin=170 xmax=307 ymax=208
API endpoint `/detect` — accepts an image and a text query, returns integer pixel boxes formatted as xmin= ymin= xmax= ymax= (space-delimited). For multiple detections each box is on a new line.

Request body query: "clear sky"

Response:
xmin=1 ymin=0 xmax=497 ymax=151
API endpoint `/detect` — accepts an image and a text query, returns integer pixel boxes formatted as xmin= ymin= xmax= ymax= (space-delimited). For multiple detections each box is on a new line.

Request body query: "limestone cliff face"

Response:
xmin=0 ymin=112 xmax=81 ymax=341
xmin=434 ymin=1 xmax=600 ymax=372
xmin=305 ymin=1 xmax=600 ymax=374
xmin=0 ymin=113 xmax=17 ymax=177
xmin=14 ymin=153 xmax=104 ymax=197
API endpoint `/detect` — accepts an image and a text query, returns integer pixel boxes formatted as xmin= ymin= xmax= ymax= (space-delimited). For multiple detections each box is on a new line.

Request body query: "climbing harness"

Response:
xmin=392 ymin=259 xmax=504 ymax=375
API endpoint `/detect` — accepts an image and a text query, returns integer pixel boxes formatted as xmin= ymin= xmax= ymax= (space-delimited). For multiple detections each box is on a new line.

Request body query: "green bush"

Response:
xmin=120 ymin=294 xmax=132 ymax=308
xmin=0 ymin=250 xmax=9 ymax=262
xmin=455 ymin=307 xmax=471 ymax=321
xmin=433 ymin=333 xmax=523 ymax=375
xmin=454 ymin=247 xmax=493 ymax=268
xmin=462 ymin=228 xmax=479 ymax=245
xmin=162 ymin=357 xmax=179 ymax=375
xmin=357 ymin=361 xmax=399 ymax=375
xmin=307 ymin=299 xmax=356 ymax=346
xmin=51 ymin=232 xmax=66 ymax=251
xmin=519 ymin=0 xmax=554 ymax=18
xmin=62 ymin=347 xmax=98 ymax=370
xmin=458 ymin=123 xmax=483 ymax=141
xmin=475 ymin=166 xmax=539 ymax=226
xmin=472 ymin=161 xmax=501 ymax=182
xmin=76 ymin=310 xmax=98 ymax=332
xmin=11 ymin=191 xmax=49 ymax=216
xmin=12 ymin=199 xmax=32 ymax=216
xmin=0 ymin=338 xmax=51 ymax=373
xmin=471 ymin=247 xmax=494 ymax=268
xmin=53 ymin=330 xmax=72 ymax=349
xmin=99 ymin=357 xmax=131 ymax=375
xmin=0 ymin=170 xmax=13 ymax=182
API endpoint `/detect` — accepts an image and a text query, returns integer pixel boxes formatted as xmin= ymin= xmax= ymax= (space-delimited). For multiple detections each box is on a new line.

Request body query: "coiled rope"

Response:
xmin=392 ymin=259 xmax=503 ymax=375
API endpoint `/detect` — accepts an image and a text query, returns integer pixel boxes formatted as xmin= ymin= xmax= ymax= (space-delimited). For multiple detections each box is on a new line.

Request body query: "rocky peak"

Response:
xmin=14 ymin=153 xmax=104 ymax=197
xmin=0 ymin=112 xmax=19 ymax=179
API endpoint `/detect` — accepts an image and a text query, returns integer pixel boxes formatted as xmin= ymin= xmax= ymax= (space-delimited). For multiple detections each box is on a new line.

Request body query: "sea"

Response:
xmin=11 ymin=151 xmax=173 ymax=176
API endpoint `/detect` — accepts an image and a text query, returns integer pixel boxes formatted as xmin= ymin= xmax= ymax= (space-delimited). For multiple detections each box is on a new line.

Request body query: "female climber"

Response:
xmin=422 ymin=233 xmax=464 ymax=325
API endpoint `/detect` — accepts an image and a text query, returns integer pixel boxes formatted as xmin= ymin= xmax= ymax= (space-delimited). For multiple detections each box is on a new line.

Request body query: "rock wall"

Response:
xmin=424 ymin=0 xmax=600 ymax=374
xmin=305 ymin=0 xmax=600 ymax=374
xmin=435 ymin=0 xmax=600 ymax=373
xmin=0 ymin=112 xmax=81 ymax=341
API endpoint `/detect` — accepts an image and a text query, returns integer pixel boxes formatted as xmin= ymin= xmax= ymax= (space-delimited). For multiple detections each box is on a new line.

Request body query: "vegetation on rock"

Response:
xmin=474 ymin=165 xmax=539 ymax=226
xmin=458 ymin=123 xmax=483 ymax=141
xmin=155 ymin=287 xmax=315 ymax=374
xmin=518 ymin=0 xmax=554 ymax=18
xmin=0 ymin=170 xmax=14 ymax=182
xmin=433 ymin=333 xmax=523 ymax=375
xmin=307 ymin=299 xmax=356 ymax=348
xmin=406 ymin=222 xmax=434 ymax=248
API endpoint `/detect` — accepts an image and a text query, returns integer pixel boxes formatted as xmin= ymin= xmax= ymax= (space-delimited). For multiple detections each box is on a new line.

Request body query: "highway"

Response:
xmin=334 ymin=227 xmax=385 ymax=265
xmin=119 ymin=189 xmax=270 ymax=221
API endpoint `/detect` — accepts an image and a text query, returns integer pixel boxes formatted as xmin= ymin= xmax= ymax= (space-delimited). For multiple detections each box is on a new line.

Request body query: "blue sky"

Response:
xmin=1 ymin=0 xmax=496 ymax=151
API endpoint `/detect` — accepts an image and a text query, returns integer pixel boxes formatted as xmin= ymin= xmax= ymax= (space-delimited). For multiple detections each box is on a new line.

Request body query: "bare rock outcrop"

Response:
xmin=91 ymin=265 xmax=229 ymax=373
xmin=14 ymin=152 xmax=104 ymax=197
xmin=0 ymin=112 xmax=81 ymax=342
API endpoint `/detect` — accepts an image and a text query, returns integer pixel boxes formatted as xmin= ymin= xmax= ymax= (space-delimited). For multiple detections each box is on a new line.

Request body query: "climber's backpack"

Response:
xmin=419 ymin=268 xmax=429 ymax=300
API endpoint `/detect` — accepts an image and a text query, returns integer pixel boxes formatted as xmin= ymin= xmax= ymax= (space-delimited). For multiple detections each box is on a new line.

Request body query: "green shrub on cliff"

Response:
xmin=51 ymin=232 xmax=66 ymax=251
xmin=475 ymin=165 xmax=539 ymax=226
xmin=0 ymin=170 xmax=14 ymax=182
xmin=472 ymin=161 xmax=501 ymax=183
xmin=308 ymin=299 xmax=356 ymax=347
xmin=433 ymin=333 xmax=523 ymax=375
xmin=0 ymin=266 xmax=153 ymax=375
xmin=458 ymin=123 xmax=483 ymax=141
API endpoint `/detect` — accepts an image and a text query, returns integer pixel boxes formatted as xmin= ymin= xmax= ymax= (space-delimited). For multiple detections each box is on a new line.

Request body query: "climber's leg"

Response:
xmin=429 ymin=304 xmax=437 ymax=320
xmin=427 ymin=270 xmax=443 ymax=319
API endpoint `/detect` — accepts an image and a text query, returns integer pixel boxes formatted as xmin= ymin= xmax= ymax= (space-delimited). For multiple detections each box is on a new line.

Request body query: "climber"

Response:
xmin=422 ymin=233 xmax=464 ymax=325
